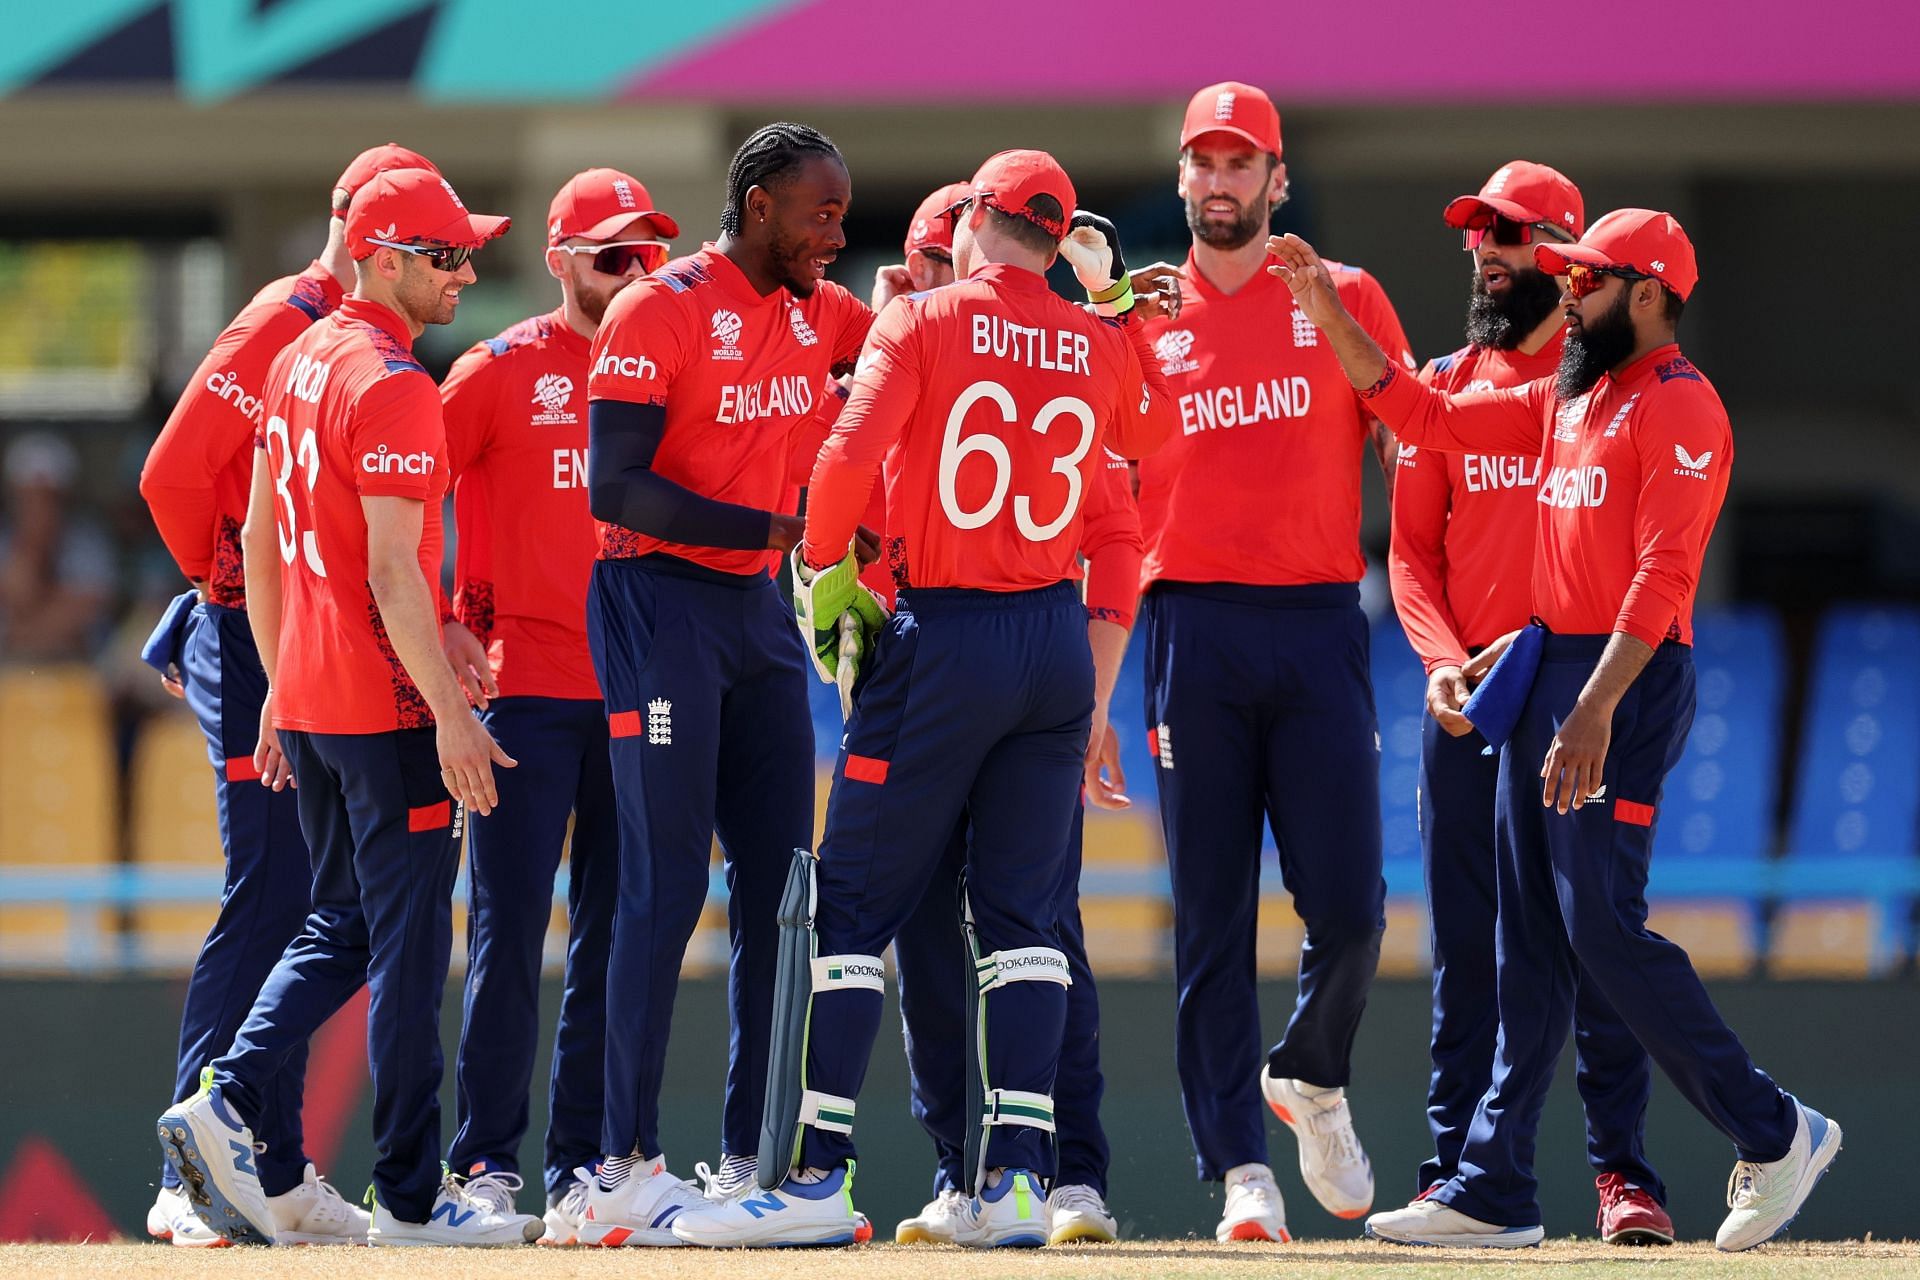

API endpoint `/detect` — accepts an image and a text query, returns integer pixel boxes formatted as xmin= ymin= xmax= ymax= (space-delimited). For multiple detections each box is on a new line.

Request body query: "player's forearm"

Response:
xmin=240 ymin=459 xmax=281 ymax=681
xmin=142 ymin=483 xmax=219 ymax=581
xmin=1574 ymin=632 xmax=1656 ymax=716
xmin=367 ymin=561 xmax=470 ymax=722
xmin=1088 ymin=617 xmax=1129 ymax=721
xmin=1318 ymin=302 xmax=1393 ymax=396
xmin=587 ymin=398 xmax=774 ymax=551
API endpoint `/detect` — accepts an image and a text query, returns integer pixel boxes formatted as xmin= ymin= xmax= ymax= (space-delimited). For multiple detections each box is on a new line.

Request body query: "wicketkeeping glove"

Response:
xmin=1058 ymin=211 xmax=1136 ymax=317
xmin=792 ymin=545 xmax=889 ymax=716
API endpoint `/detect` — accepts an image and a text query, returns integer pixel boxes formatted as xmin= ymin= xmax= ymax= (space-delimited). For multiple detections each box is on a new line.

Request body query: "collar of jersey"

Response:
xmin=337 ymin=295 xmax=415 ymax=350
xmin=302 ymin=259 xmax=347 ymax=311
xmin=1610 ymin=341 xmax=1684 ymax=387
xmin=1182 ymin=247 xmax=1284 ymax=304
xmin=699 ymin=244 xmax=789 ymax=310
xmin=968 ymin=262 xmax=1051 ymax=292
xmin=544 ymin=306 xmax=590 ymax=355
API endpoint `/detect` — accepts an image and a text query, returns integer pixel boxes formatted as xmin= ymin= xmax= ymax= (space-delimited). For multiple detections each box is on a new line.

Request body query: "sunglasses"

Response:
xmin=364 ymin=238 xmax=476 ymax=272
xmin=1563 ymin=262 xmax=1654 ymax=300
xmin=1461 ymin=216 xmax=1578 ymax=250
xmin=940 ymin=196 xmax=975 ymax=228
xmin=553 ymin=240 xmax=672 ymax=277
xmin=919 ymin=248 xmax=953 ymax=266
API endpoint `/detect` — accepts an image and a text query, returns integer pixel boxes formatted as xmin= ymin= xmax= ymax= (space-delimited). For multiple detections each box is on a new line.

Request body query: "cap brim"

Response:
xmin=577 ymin=210 xmax=681 ymax=242
xmin=425 ymin=212 xmax=512 ymax=248
xmin=1180 ymin=125 xmax=1276 ymax=155
xmin=1533 ymin=242 xmax=1614 ymax=275
xmin=1443 ymin=194 xmax=1544 ymax=229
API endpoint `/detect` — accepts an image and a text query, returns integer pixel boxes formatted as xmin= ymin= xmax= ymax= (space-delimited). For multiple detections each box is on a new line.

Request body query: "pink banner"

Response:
xmin=626 ymin=0 xmax=1920 ymax=101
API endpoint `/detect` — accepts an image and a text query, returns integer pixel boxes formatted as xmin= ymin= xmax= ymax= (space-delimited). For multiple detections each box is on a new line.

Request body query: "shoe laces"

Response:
xmin=305 ymin=1171 xmax=356 ymax=1224
xmin=930 ymin=1187 xmax=968 ymax=1220
xmin=1052 ymin=1184 xmax=1107 ymax=1218
xmin=693 ymin=1155 xmax=755 ymax=1202
xmin=453 ymin=1170 xmax=523 ymax=1217
xmin=553 ymin=1178 xmax=590 ymax=1219
xmin=1304 ymin=1097 xmax=1363 ymax=1159
xmin=1727 ymin=1162 xmax=1767 ymax=1210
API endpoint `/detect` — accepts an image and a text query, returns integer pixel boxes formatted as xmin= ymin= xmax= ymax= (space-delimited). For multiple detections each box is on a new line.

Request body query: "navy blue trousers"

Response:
xmin=895 ymin=803 xmax=1110 ymax=1196
xmin=801 ymin=583 xmax=1093 ymax=1175
xmin=450 ymin=696 xmax=615 ymax=1199
xmin=1419 ymin=714 xmax=1663 ymax=1202
xmin=1142 ymin=583 xmax=1386 ymax=1180
xmin=587 ymin=555 xmax=812 ymax=1161
xmin=213 ymin=728 xmax=463 ymax=1223
xmin=164 ymin=600 xmax=312 ymax=1195
xmin=1435 ymin=636 xmax=1797 ymax=1228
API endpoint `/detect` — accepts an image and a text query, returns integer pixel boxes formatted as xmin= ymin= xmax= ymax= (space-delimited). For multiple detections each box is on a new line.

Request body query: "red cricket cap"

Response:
xmin=346 ymin=168 xmax=510 ymax=261
xmin=966 ymin=150 xmax=1074 ymax=240
xmin=1180 ymin=81 xmax=1282 ymax=159
xmin=333 ymin=143 xmax=438 ymax=211
xmin=547 ymin=168 xmax=681 ymax=247
xmin=1444 ymin=160 xmax=1584 ymax=239
xmin=906 ymin=181 xmax=971 ymax=256
xmin=1534 ymin=208 xmax=1699 ymax=302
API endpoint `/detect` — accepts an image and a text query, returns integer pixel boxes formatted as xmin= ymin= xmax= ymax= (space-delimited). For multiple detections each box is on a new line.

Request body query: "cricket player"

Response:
xmin=157 ymin=168 xmax=543 ymax=1247
xmin=575 ymin=122 xmax=875 ymax=1244
xmin=1271 ymin=211 xmax=1840 ymax=1251
xmin=438 ymin=168 xmax=680 ymax=1243
xmin=137 ymin=142 xmax=435 ymax=1248
xmin=671 ymin=148 xmax=1174 ymax=1250
xmin=875 ymin=185 xmax=1146 ymax=1248
xmin=1389 ymin=163 xmax=1673 ymax=1245
xmin=1136 ymin=81 xmax=1414 ymax=1242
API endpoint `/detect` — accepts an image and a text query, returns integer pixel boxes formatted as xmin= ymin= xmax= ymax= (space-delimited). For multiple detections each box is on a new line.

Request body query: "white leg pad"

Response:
xmin=811 ymin=954 xmax=885 ymax=993
xmin=982 ymin=1089 xmax=1056 ymax=1132
xmin=799 ymin=1090 xmax=857 ymax=1135
xmin=974 ymin=946 xmax=1071 ymax=993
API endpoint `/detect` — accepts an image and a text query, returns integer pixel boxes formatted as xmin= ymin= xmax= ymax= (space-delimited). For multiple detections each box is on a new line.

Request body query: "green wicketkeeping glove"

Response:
xmin=792 ymin=545 xmax=889 ymax=709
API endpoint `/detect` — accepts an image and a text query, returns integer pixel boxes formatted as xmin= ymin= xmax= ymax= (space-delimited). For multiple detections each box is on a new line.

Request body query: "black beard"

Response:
xmin=1555 ymin=288 xmax=1637 ymax=400
xmin=1185 ymin=193 xmax=1270 ymax=250
xmin=766 ymin=223 xmax=820 ymax=296
xmin=1465 ymin=266 xmax=1563 ymax=351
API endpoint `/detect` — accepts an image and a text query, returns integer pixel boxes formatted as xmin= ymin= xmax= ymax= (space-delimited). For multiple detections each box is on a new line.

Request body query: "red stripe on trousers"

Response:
xmin=408 ymin=800 xmax=451 ymax=832
xmin=608 ymin=710 xmax=642 ymax=738
xmin=225 ymin=756 xmax=262 ymax=783
xmin=844 ymin=754 xmax=889 ymax=784
xmin=1615 ymin=800 xmax=1656 ymax=827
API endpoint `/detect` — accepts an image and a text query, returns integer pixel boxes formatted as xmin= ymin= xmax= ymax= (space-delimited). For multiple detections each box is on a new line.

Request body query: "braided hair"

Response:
xmin=719 ymin=122 xmax=844 ymax=237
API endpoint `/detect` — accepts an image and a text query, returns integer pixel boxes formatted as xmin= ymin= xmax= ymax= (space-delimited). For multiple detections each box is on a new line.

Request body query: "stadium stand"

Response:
xmin=127 ymin=707 xmax=222 ymax=967
xmin=1772 ymin=605 xmax=1920 ymax=977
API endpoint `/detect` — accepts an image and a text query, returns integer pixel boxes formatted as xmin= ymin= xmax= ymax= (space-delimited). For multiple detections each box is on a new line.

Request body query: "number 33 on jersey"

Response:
xmin=256 ymin=296 xmax=450 ymax=734
xmin=804 ymin=263 xmax=1175 ymax=587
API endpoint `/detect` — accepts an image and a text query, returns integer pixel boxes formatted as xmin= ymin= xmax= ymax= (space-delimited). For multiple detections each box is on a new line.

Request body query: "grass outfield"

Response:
xmin=9 ymin=1239 xmax=1919 ymax=1279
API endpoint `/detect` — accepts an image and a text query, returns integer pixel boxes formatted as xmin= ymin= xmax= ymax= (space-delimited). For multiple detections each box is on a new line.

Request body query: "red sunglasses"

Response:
xmin=554 ymin=240 xmax=672 ymax=277
xmin=1563 ymin=262 xmax=1653 ymax=299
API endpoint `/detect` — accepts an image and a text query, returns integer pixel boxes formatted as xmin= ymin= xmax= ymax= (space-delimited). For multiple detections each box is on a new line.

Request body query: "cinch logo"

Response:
xmin=1672 ymin=444 xmax=1714 ymax=480
xmin=789 ymin=304 xmax=819 ymax=347
xmin=1538 ymin=464 xmax=1609 ymax=509
xmin=1154 ymin=328 xmax=1198 ymax=375
xmin=710 ymin=309 xmax=744 ymax=361
xmin=1214 ymin=90 xmax=1236 ymax=121
xmin=361 ymin=444 xmax=437 ymax=476
xmin=611 ymin=178 xmax=636 ymax=208
xmin=647 ymin=697 xmax=672 ymax=746
xmin=593 ymin=353 xmax=658 ymax=381
xmin=285 ymin=352 xmax=331 ymax=404
xmin=206 ymin=369 xmax=264 ymax=422
xmin=531 ymin=373 xmax=574 ymax=415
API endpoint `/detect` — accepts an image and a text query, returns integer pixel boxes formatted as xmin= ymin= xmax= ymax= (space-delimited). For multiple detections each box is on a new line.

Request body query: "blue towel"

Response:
xmin=140 ymin=590 xmax=200 ymax=674
xmin=1462 ymin=621 xmax=1546 ymax=755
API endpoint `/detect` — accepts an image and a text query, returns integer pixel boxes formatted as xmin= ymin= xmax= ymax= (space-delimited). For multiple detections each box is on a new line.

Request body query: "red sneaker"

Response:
xmin=1596 ymin=1172 xmax=1675 ymax=1245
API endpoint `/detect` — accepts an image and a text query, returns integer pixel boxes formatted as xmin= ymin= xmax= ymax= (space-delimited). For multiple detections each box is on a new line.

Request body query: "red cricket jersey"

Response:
xmin=141 ymin=262 xmax=344 ymax=607
xmin=1389 ymin=333 xmax=1564 ymax=673
xmin=1367 ymin=343 xmax=1731 ymax=648
xmin=586 ymin=246 xmax=872 ymax=576
xmin=804 ymin=264 xmax=1173 ymax=592
xmin=442 ymin=309 xmax=600 ymax=701
xmin=262 ymin=297 xmax=449 ymax=734
xmin=1137 ymin=252 xmax=1414 ymax=588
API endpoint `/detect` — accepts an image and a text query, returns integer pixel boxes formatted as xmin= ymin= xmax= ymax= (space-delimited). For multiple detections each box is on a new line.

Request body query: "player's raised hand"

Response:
xmin=871 ymin=264 xmax=914 ymax=312
xmin=1264 ymin=233 xmax=1346 ymax=330
xmin=442 ymin=618 xmax=499 ymax=710
xmin=1129 ymin=261 xmax=1185 ymax=322
xmin=438 ymin=710 xmax=516 ymax=817
xmin=1061 ymin=212 xmax=1137 ymax=316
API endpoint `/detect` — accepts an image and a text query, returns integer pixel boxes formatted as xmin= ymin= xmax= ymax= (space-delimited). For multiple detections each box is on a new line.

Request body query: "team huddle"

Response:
xmin=137 ymin=80 xmax=1840 ymax=1252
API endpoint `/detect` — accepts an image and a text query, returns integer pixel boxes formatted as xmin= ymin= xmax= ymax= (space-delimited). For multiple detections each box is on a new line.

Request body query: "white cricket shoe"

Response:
xmin=1364 ymin=1197 xmax=1543 ymax=1248
xmin=895 ymin=1187 xmax=967 ymax=1243
xmin=147 ymin=1184 xmax=229 ymax=1247
xmin=576 ymin=1157 xmax=703 ymax=1247
xmin=156 ymin=1087 xmax=276 ymax=1244
xmin=366 ymin=1173 xmax=543 ymax=1246
xmin=671 ymin=1164 xmax=866 ymax=1248
xmin=1216 ymin=1162 xmax=1290 ymax=1243
xmin=954 ymin=1168 xmax=1050 ymax=1249
xmin=1261 ymin=1070 xmax=1374 ymax=1218
xmin=1048 ymin=1183 xmax=1118 ymax=1244
xmin=694 ymin=1154 xmax=757 ymax=1203
xmin=268 ymin=1164 xmax=370 ymax=1244
xmin=542 ymin=1171 xmax=590 ymax=1245
xmin=1716 ymin=1102 xmax=1843 ymax=1251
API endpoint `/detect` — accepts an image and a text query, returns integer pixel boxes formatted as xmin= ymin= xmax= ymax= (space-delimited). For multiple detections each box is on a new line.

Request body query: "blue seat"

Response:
xmin=1370 ymin=615 xmax=1428 ymax=864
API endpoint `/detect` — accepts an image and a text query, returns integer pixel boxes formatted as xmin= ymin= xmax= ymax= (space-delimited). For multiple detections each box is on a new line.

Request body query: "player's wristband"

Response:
xmin=1088 ymin=277 xmax=1135 ymax=318
xmin=1357 ymin=362 xmax=1400 ymax=400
